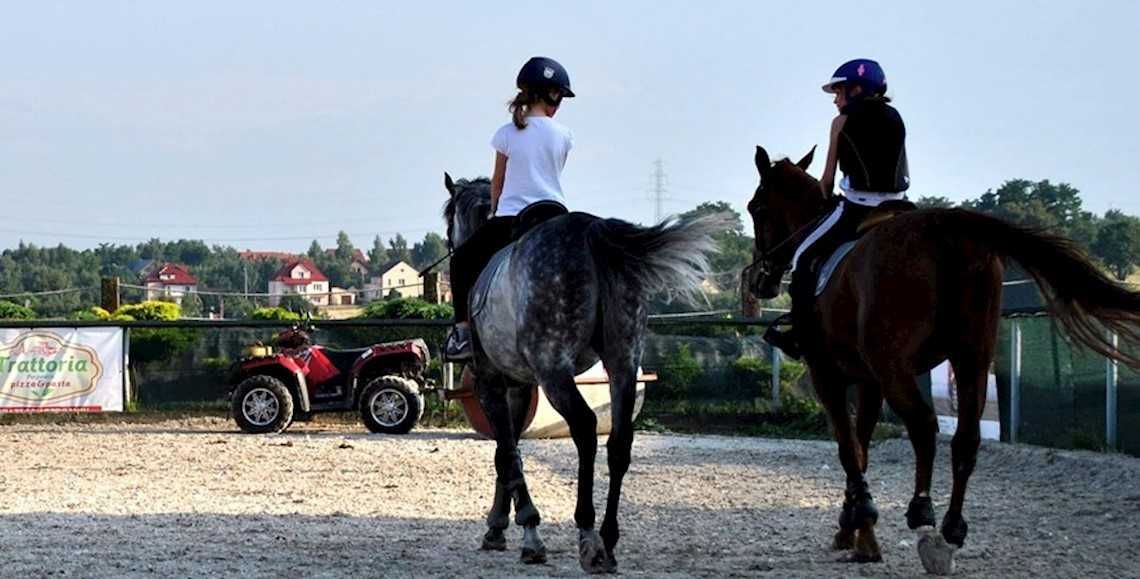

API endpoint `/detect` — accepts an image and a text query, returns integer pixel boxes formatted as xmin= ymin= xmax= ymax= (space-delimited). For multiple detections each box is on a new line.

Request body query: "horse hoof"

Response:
xmin=851 ymin=525 xmax=882 ymax=563
xmin=832 ymin=529 xmax=855 ymax=551
xmin=481 ymin=529 xmax=507 ymax=551
xmin=578 ymin=529 xmax=615 ymax=574
xmin=917 ymin=530 xmax=957 ymax=575
xmin=839 ymin=551 xmax=883 ymax=564
xmin=520 ymin=546 xmax=547 ymax=564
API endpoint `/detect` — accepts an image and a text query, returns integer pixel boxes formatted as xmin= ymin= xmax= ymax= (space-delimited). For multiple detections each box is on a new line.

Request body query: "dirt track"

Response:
xmin=1 ymin=418 xmax=1138 ymax=578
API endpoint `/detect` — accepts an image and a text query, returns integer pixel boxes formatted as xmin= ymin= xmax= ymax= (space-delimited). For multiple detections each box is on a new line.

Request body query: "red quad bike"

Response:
xmin=228 ymin=322 xmax=429 ymax=435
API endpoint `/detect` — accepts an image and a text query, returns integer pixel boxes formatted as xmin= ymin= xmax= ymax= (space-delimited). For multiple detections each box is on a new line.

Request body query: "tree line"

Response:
xmin=915 ymin=179 xmax=1139 ymax=280
xmin=1 ymin=176 xmax=1136 ymax=319
xmin=0 ymin=231 xmax=448 ymax=318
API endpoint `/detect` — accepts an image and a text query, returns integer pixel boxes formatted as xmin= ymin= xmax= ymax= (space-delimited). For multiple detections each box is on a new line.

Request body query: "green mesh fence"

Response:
xmin=3 ymin=313 xmax=1136 ymax=456
xmin=127 ymin=323 xmax=451 ymax=408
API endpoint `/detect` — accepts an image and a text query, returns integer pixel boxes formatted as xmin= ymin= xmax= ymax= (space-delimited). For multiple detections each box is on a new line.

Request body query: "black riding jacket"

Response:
xmin=837 ymin=99 xmax=910 ymax=193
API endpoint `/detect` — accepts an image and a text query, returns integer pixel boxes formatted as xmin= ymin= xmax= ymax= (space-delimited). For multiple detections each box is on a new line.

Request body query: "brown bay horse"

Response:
xmin=743 ymin=145 xmax=1140 ymax=573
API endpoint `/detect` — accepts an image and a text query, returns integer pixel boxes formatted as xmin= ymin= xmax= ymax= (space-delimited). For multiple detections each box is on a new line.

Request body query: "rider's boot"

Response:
xmin=444 ymin=323 xmax=474 ymax=362
xmin=763 ymin=314 xmax=802 ymax=360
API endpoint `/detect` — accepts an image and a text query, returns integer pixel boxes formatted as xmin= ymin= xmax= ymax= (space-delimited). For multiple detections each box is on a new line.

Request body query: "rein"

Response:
xmin=418 ymin=249 xmax=454 ymax=278
xmin=747 ymin=211 xmax=829 ymax=278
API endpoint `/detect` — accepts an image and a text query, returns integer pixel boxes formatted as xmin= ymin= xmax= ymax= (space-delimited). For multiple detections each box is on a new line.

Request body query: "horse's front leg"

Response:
xmin=506 ymin=382 xmax=545 ymax=563
xmin=811 ymin=365 xmax=881 ymax=563
xmin=475 ymin=374 xmax=543 ymax=563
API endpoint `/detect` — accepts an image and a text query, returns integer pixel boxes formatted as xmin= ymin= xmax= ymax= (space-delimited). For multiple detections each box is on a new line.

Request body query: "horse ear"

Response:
xmin=796 ymin=146 xmax=817 ymax=171
xmin=444 ymin=172 xmax=455 ymax=196
xmin=755 ymin=146 xmax=771 ymax=175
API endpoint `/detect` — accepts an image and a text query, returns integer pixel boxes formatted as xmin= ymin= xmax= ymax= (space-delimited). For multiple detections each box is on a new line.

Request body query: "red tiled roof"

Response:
xmin=271 ymin=258 xmax=328 ymax=284
xmin=144 ymin=263 xmax=198 ymax=285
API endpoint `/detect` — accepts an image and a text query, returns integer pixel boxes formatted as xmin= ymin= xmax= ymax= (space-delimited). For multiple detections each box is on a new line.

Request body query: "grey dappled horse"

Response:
xmin=443 ymin=174 xmax=724 ymax=573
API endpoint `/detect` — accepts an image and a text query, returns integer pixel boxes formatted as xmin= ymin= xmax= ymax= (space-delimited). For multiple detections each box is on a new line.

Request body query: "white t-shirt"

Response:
xmin=490 ymin=116 xmax=573 ymax=217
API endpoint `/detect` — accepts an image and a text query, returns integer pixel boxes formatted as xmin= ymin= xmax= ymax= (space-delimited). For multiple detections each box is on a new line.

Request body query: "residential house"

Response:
xmin=324 ymin=248 xmax=371 ymax=279
xmin=143 ymin=263 xmax=198 ymax=302
xmin=363 ymin=261 xmax=423 ymax=301
xmin=268 ymin=258 xmax=330 ymax=306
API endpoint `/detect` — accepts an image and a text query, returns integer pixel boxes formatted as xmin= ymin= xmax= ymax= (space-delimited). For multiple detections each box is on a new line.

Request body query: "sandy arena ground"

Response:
xmin=0 ymin=418 xmax=1138 ymax=578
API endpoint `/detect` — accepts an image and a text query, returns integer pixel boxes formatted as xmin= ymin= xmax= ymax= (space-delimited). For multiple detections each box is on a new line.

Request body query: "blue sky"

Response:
xmin=1 ymin=1 xmax=1137 ymax=251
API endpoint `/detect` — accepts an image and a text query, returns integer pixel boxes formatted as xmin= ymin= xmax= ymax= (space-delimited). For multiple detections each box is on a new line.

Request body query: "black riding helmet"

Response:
xmin=517 ymin=56 xmax=575 ymax=106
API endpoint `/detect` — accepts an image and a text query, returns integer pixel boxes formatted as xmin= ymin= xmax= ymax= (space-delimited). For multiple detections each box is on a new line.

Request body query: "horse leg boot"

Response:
xmin=542 ymin=369 xmax=610 ymax=574
xmin=598 ymin=358 xmax=640 ymax=571
xmin=506 ymin=384 xmax=546 ymax=564
xmin=814 ymin=374 xmax=880 ymax=562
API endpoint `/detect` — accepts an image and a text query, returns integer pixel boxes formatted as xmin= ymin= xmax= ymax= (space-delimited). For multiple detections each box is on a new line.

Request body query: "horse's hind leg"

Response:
xmin=598 ymin=347 xmax=642 ymax=571
xmin=540 ymin=366 xmax=611 ymax=574
xmin=942 ymin=351 xmax=988 ymax=549
xmin=880 ymin=377 xmax=939 ymax=531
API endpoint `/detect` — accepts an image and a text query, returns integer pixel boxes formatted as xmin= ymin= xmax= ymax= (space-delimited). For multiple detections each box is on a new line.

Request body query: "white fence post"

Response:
xmin=443 ymin=362 xmax=454 ymax=390
xmin=1106 ymin=331 xmax=1119 ymax=451
xmin=770 ymin=346 xmax=782 ymax=408
xmin=1010 ymin=321 xmax=1022 ymax=444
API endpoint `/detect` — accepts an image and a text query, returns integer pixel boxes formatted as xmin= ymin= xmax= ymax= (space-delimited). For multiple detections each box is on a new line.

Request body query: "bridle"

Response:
xmin=746 ymin=211 xmax=826 ymax=282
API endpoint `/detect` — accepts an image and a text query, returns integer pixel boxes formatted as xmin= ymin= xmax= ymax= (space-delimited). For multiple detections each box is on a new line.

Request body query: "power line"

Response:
xmin=0 ymin=287 xmax=93 ymax=299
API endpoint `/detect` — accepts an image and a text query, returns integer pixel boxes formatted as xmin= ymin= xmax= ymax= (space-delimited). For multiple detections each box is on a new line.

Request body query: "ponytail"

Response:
xmin=509 ymin=90 xmax=530 ymax=129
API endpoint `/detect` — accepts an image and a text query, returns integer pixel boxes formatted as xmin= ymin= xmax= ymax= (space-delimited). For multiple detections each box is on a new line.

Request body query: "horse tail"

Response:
xmin=586 ymin=213 xmax=730 ymax=306
xmin=941 ymin=208 xmax=1140 ymax=368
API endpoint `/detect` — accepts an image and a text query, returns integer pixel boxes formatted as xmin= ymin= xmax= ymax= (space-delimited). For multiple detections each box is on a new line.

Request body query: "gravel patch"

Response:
xmin=1 ymin=419 xmax=1138 ymax=578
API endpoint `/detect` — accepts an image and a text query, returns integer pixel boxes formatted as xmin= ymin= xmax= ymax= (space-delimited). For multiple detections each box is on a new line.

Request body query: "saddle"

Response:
xmin=812 ymin=199 xmax=916 ymax=296
xmin=855 ymin=199 xmax=916 ymax=234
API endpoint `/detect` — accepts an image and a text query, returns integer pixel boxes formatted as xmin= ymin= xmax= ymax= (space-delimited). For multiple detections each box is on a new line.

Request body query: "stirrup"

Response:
xmin=443 ymin=326 xmax=473 ymax=362
xmin=763 ymin=325 xmax=802 ymax=360
xmin=770 ymin=312 xmax=795 ymax=327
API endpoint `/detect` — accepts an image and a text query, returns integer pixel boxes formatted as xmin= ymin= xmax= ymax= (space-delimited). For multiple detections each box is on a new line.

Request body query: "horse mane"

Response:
xmin=442 ymin=177 xmax=492 ymax=247
xmin=772 ymin=158 xmax=829 ymax=202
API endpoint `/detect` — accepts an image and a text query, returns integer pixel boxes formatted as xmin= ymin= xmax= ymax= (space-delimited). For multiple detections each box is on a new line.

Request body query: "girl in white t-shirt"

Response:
xmin=444 ymin=56 xmax=576 ymax=361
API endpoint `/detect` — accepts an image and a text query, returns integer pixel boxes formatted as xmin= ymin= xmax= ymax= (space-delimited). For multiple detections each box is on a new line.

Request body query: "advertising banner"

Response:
xmin=0 ymin=328 xmax=124 ymax=412
xmin=930 ymin=359 xmax=1000 ymax=440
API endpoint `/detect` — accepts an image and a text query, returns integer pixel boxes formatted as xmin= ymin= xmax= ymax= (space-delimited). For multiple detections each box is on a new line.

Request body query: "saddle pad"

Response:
xmin=815 ymin=241 xmax=856 ymax=297
xmin=470 ymin=245 xmax=514 ymax=321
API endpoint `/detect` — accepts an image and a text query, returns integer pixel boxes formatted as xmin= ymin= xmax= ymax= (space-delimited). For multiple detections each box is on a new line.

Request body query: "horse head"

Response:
xmin=743 ymin=145 xmax=828 ymax=302
xmin=442 ymin=172 xmax=493 ymax=250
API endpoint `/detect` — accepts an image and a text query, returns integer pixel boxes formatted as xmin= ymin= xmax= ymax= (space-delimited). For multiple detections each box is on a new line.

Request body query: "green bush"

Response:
xmin=249 ymin=307 xmax=301 ymax=321
xmin=0 ymin=300 xmax=36 ymax=320
xmin=731 ymin=354 xmax=808 ymax=396
xmin=69 ymin=306 xmax=111 ymax=321
xmin=656 ymin=343 xmax=702 ymax=399
xmin=360 ymin=297 xmax=453 ymax=320
xmin=116 ymin=301 xmax=181 ymax=321
xmin=113 ymin=301 xmax=193 ymax=363
xmin=278 ymin=295 xmax=316 ymax=315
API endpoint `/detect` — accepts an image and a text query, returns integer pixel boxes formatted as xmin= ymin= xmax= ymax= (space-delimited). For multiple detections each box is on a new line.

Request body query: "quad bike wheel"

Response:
xmin=232 ymin=375 xmax=295 ymax=434
xmin=360 ymin=376 xmax=422 ymax=435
